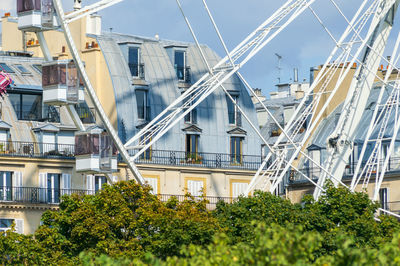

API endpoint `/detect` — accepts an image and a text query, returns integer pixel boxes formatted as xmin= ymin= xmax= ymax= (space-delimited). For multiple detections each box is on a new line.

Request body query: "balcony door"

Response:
xmin=0 ymin=172 xmax=12 ymax=201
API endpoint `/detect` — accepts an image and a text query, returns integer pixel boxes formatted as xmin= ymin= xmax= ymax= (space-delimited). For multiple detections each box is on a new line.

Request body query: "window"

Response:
xmin=0 ymin=218 xmax=23 ymax=234
xmin=309 ymin=149 xmax=321 ymax=179
xmin=0 ymin=63 xmax=15 ymax=73
xmin=139 ymin=135 xmax=152 ymax=160
xmin=95 ymin=176 xmax=107 ymax=193
xmin=183 ymin=95 xmax=197 ymax=124
xmin=136 ymin=90 xmax=149 ymax=120
xmin=0 ymin=219 xmax=13 ymax=232
xmin=17 ymin=0 xmax=41 ymax=12
xmin=32 ymin=64 xmax=42 ymax=73
xmin=186 ymin=134 xmax=199 ymax=155
xmin=128 ymin=47 xmax=140 ymax=77
xmin=14 ymin=64 xmax=30 ymax=74
xmin=175 ymin=51 xmax=185 ymax=81
xmin=379 ymin=188 xmax=389 ymax=210
xmin=144 ymin=176 xmax=159 ymax=195
xmin=231 ymin=181 xmax=249 ymax=198
xmin=230 ymin=137 xmax=243 ymax=164
xmin=46 ymin=173 xmax=61 ymax=203
xmin=226 ymin=95 xmax=241 ymax=126
xmin=75 ymin=102 xmax=96 ymax=123
xmin=8 ymin=92 xmax=60 ymax=122
xmin=186 ymin=179 xmax=204 ymax=197
xmin=0 ymin=172 xmax=12 ymax=201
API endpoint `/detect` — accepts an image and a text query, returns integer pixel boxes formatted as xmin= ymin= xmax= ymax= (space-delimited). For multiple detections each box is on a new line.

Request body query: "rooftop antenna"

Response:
xmin=275 ymin=53 xmax=282 ymax=84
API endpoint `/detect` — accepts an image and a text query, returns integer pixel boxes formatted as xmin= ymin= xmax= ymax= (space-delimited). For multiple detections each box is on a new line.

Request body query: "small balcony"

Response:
xmin=0 ymin=140 xmax=74 ymax=159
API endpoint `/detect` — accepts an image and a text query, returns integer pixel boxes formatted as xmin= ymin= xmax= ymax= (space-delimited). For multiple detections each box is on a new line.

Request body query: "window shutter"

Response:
xmin=187 ymin=180 xmax=203 ymax=197
xmin=61 ymin=173 xmax=71 ymax=196
xmin=12 ymin=171 xmax=23 ymax=201
xmin=86 ymin=175 xmax=94 ymax=195
xmin=15 ymin=219 xmax=24 ymax=234
xmin=144 ymin=177 xmax=158 ymax=195
xmin=39 ymin=173 xmax=47 ymax=203
xmin=232 ymin=182 xmax=248 ymax=198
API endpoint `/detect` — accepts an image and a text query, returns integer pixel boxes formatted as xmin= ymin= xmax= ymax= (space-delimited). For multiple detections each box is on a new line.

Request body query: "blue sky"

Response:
xmin=2 ymin=0 xmax=400 ymax=97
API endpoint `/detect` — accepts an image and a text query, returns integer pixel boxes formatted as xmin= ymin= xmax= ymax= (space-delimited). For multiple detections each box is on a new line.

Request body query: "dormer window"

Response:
xmin=226 ymin=94 xmax=241 ymax=126
xmin=128 ymin=47 xmax=144 ymax=79
xmin=136 ymin=89 xmax=149 ymax=121
xmin=175 ymin=50 xmax=185 ymax=81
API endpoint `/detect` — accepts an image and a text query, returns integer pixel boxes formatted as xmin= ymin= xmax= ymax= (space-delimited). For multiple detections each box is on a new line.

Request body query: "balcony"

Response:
xmin=0 ymin=187 xmax=236 ymax=208
xmin=0 ymin=141 xmax=74 ymax=159
xmin=0 ymin=187 xmax=88 ymax=204
xmin=131 ymin=150 xmax=263 ymax=170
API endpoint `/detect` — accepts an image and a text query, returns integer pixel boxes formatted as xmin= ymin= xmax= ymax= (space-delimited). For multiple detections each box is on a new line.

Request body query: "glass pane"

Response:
xmin=18 ymin=0 xmax=40 ymax=12
xmin=186 ymin=135 xmax=191 ymax=153
xmin=0 ymin=219 xmax=13 ymax=228
xmin=75 ymin=134 xmax=89 ymax=155
xmin=67 ymin=62 xmax=79 ymax=102
xmin=33 ymin=64 xmax=42 ymax=73
xmin=175 ymin=51 xmax=185 ymax=80
xmin=230 ymin=137 xmax=235 ymax=157
xmin=0 ymin=63 xmax=14 ymax=73
xmin=236 ymin=138 xmax=242 ymax=162
xmin=128 ymin=47 xmax=139 ymax=77
xmin=8 ymin=93 xmax=21 ymax=119
xmin=41 ymin=0 xmax=54 ymax=27
xmin=21 ymin=94 xmax=42 ymax=120
xmin=226 ymin=95 xmax=235 ymax=124
xmin=14 ymin=64 xmax=30 ymax=74
xmin=91 ymin=134 xmax=99 ymax=155
xmin=191 ymin=135 xmax=197 ymax=154
xmin=136 ymin=90 xmax=146 ymax=119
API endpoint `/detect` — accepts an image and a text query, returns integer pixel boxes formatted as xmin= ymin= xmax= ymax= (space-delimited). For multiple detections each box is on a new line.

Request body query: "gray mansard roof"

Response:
xmin=0 ymin=55 xmax=76 ymax=143
xmin=310 ymin=81 xmax=400 ymax=149
xmin=97 ymin=32 xmax=261 ymax=155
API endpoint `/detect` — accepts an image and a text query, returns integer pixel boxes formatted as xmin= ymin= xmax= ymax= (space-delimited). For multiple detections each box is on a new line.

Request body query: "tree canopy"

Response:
xmin=0 ymin=181 xmax=400 ymax=265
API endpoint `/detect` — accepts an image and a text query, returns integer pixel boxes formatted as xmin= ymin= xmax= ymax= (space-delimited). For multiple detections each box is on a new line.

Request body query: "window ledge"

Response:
xmin=132 ymin=79 xmax=149 ymax=86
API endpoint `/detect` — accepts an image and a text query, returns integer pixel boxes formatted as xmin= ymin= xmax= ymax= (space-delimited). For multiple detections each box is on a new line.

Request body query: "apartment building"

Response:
xmin=0 ymin=8 xmax=262 ymax=234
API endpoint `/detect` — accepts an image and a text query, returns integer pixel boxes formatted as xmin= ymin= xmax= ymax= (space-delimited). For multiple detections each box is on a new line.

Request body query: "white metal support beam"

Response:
xmin=315 ymin=0 xmax=399 ymax=199
xmin=64 ymin=0 xmax=124 ymax=24
xmin=52 ymin=0 xmax=145 ymax=185
xmin=125 ymin=0 xmax=318 ymax=163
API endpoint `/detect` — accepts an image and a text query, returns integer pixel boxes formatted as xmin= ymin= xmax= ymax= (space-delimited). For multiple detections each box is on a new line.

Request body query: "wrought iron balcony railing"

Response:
xmin=0 ymin=141 xmax=75 ymax=159
xmin=0 ymin=187 xmax=237 ymax=208
xmin=131 ymin=149 xmax=263 ymax=170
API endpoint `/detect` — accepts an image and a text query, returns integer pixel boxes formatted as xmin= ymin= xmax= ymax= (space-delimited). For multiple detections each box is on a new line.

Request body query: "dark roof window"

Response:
xmin=14 ymin=64 xmax=30 ymax=74
xmin=32 ymin=64 xmax=42 ymax=73
xmin=0 ymin=63 xmax=15 ymax=73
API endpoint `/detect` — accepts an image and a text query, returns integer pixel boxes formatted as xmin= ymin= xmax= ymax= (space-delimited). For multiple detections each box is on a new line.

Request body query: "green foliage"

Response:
xmin=1 ymin=180 xmax=400 ymax=265
xmin=35 ymin=181 xmax=219 ymax=261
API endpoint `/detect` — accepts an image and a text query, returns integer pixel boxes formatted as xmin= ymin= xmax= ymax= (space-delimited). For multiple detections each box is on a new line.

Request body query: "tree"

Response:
xmin=34 ymin=181 xmax=220 ymax=261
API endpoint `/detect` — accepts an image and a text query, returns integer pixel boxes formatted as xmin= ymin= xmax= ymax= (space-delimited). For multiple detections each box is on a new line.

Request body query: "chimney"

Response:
xmin=293 ymin=68 xmax=298 ymax=83
xmin=74 ymin=0 xmax=82 ymax=10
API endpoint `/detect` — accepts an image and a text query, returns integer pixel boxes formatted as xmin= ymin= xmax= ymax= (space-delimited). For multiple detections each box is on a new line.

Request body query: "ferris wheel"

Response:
xmin=15 ymin=0 xmax=400 ymax=217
